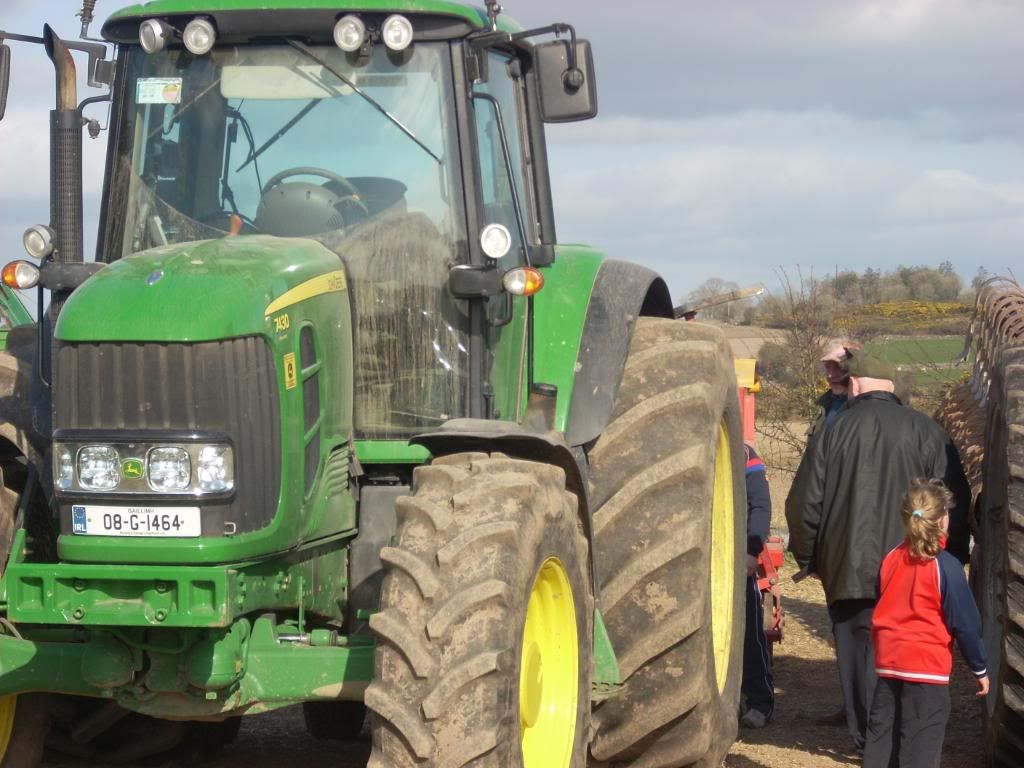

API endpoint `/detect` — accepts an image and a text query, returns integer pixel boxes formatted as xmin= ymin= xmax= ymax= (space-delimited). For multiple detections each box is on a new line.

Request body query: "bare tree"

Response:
xmin=755 ymin=268 xmax=835 ymax=474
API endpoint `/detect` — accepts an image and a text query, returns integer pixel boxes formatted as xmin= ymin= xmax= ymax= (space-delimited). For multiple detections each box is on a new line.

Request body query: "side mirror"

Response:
xmin=0 ymin=43 xmax=11 ymax=121
xmin=535 ymin=39 xmax=597 ymax=123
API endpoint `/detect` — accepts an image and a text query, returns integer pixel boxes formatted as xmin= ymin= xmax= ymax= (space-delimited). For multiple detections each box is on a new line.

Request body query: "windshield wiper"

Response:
xmin=236 ymin=98 xmax=321 ymax=173
xmin=284 ymin=38 xmax=441 ymax=165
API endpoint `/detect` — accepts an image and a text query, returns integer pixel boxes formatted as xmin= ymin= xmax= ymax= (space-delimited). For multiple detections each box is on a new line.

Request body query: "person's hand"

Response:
xmin=746 ymin=555 xmax=759 ymax=577
xmin=976 ymin=676 xmax=990 ymax=697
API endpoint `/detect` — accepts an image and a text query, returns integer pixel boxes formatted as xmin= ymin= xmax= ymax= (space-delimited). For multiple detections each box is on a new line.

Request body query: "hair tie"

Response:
xmin=911 ymin=509 xmax=925 ymax=518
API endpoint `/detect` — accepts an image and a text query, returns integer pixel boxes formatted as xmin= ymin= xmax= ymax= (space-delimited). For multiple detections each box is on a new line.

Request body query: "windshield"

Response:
xmin=104 ymin=43 xmax=470 ymax=437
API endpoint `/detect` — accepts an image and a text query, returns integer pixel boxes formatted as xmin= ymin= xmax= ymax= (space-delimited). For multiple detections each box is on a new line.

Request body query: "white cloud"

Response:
xmin=888 ymin=171 xmax=1024 ymax=223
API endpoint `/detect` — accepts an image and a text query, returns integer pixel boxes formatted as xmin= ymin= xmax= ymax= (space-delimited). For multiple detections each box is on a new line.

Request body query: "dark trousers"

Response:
xmin=741 ymin=575 xmax=775 ymax=716
xmin=863 ymin=677 xmax=950 ymax=768
xmin=828 ymin=598 xmax=878 ymax=752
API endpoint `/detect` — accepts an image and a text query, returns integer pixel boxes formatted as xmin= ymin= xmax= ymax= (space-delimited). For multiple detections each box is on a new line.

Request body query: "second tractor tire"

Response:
xmin=975 ymin=341 xmax=1024 ymax=767
xmin=588 ymin=317 xmax=747 ymax=767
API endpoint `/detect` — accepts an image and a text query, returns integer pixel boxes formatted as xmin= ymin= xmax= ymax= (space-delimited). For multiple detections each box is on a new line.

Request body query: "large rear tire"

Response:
xmin=974 ymin=341 xmax=1024 ymax=767
xmin=368 ymin=453 xmax=593 ymax=767
xmin=588 ymin=318 xmax=746 ymax=767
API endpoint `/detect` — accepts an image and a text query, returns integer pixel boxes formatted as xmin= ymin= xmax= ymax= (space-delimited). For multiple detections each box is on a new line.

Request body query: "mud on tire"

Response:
xmin=367 ymin=453 xmax=592 ymax=767
xmin=588 ymin=317 xmax=746 ymax=768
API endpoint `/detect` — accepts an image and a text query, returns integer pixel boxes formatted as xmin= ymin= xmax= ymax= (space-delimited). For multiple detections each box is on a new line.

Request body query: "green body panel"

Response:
xmin=489 ymin=294 xmax=529 ymax=422
xmin=54 ymin=236 xmax=356 ymax=565
xmin=0 ymin=616 xmax=373 ymax=717
xmin=354 ymin=439 xmax=430 ymax=465
xmin=105 ymin=0 xmax=522 ymax=34
xmin=592 ymin=608 xmax=621 ymax=686
xmin=0 ymin=286 xmax=32 ymax=328
xmin=0 ymin=286 xmax=33 ymax=351
xmin=57 ymin=236 xmax=339 ymax=343
xmin=6 ymin=529 xmax=351 ymax=627
xmin=532 ymin=245 xmax=605 ymax=432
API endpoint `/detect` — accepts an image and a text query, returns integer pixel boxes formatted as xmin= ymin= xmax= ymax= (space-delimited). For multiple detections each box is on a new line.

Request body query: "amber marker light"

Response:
xmin=503 ymin=266 xmax=544 ymax=297
xmin=2 ymin=260 xmax=41 ymax=290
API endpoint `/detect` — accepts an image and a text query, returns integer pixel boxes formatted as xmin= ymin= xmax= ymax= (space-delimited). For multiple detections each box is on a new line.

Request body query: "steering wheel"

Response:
xmin=261 ymin=166 xmax=369 ymax=217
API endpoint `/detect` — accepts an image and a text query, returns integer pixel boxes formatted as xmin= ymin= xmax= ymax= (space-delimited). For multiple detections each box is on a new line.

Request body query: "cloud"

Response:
xmin=888 ymin=171 xmax=1024 ymax=223
xmin=512 ymin=0 xmax=1024 ymax=140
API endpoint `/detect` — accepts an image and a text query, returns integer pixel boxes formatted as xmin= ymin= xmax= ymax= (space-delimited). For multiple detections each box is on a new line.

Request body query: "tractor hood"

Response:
xmin=55 ymin=236 xmax=344 ymax=343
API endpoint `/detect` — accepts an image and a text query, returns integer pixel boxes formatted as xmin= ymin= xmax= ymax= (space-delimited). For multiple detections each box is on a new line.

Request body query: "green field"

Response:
xmin=865 ymin=336 xmax=964 ymax=366
xmin=863 ymin=336 xmax=967 ymax=407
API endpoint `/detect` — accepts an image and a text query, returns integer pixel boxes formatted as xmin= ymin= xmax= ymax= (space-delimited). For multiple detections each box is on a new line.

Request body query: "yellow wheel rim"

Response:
xmin=520 ymin=557 xmax=578 ymax=768
xmin=710 ymin=423 xmax=736 ymax=694
xmin=0 ymin=695 xmax=15 ymax=757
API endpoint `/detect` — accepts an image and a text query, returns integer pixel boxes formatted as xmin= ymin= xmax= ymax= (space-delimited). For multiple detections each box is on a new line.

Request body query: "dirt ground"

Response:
xmin=43 ymin=438 xmax=987 ymax=768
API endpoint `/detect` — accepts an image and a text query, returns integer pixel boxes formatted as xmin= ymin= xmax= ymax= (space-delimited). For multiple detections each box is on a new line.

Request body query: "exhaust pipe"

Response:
xmin=43 ymin=24 xmax=83 ymax=323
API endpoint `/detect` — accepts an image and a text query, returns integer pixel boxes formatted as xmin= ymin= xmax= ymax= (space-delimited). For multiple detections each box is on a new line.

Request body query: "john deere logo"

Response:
xmin=122 ymin=459 xmax=144 ymax=479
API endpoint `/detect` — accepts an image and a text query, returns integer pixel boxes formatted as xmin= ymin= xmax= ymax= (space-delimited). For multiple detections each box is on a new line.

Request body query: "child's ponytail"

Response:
xmin=901 ymin=478 xmax=953 ymax=560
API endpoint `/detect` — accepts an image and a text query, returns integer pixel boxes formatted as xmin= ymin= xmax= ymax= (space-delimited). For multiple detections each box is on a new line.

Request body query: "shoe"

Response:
xmin=813 ymin=707 xmax=847 ymax=727
xmin=740 ymin=709 xmax=769 ymax=729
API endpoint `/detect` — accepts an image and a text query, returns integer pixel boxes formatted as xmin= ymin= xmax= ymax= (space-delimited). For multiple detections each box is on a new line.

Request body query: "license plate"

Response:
xmin=71 ymin=505 xmax=201 ymax=537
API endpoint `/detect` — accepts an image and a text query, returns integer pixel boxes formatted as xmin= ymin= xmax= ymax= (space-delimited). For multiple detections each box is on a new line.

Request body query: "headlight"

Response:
xmin=2 ymin=260 xmax=41 ymax=290
xmin=183 ymin=18 xmax=216 ymax=55
xmin=22 ymin=224 xmax=55 ymax=259
xmin=55 ymin=440 xmax=233 ymax=495
xmin=197 ymin=445 xmax=234 ymax=492
xmin=139 ymin=18 xmax=173 ymax=54
xmin=56 ymin=445 xmax=74 ymax=490
xmin=78 ymin=446 xmax=120 ymax=490
xmin=147 ymin=447 xmax=191 ymax=491
xmin=334 ymin=15 xmax=366 ymax=53
xmin=381 ymin=15 xmax=413 ymax=51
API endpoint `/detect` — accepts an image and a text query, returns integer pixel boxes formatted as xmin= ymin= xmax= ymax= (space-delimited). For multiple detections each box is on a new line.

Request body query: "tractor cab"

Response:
xmin=93 ymin=4 xmax=597 ymax=439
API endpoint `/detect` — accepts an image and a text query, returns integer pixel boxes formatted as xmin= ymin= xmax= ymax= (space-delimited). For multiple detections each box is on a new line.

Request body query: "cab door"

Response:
xmin=470 ymin=50 xmax=534 ymax=423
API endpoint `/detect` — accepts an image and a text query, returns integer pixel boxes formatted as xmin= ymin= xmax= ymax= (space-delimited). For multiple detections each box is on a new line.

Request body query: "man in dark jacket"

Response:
xmin=784 ymin=338 xmax=861 ymax=529
xmin=786 ymin=349 xmax=970 ymax=753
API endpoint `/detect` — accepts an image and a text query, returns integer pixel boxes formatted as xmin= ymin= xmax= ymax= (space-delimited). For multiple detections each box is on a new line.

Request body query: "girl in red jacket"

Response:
xmin=863 ymin=478 xmax=988 ymax=768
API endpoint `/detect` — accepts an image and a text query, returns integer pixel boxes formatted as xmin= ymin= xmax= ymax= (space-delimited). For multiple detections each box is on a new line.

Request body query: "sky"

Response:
xmin=0 ymin=0 xmax=1021 ymax=304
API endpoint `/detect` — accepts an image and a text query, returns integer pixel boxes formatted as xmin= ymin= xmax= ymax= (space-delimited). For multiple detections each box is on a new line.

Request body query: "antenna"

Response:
xmin=77 ymin=0 xmax=97 ymax=39
xmin=485 ymin=0 xmax=503 ymax=31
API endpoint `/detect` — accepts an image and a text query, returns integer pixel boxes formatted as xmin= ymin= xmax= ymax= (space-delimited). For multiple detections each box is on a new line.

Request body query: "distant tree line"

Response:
xmin=686 ymin=262 xmax=978 ymax=326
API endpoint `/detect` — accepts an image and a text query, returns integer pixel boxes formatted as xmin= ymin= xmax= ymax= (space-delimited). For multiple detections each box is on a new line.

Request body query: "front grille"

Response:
xmin=54 ymin=337 xmax=281 ymax=536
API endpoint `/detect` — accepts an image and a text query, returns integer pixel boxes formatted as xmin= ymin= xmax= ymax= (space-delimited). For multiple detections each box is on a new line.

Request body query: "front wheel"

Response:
xmin=367 ymin=453 xmax=593 ymax=767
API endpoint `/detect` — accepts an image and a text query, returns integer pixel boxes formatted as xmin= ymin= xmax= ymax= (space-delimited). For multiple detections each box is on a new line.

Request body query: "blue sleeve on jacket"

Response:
xmin=744 ymin=445 xmax=771 ymax=557
xmin=938 ymin=551 xmax=987 ymax=677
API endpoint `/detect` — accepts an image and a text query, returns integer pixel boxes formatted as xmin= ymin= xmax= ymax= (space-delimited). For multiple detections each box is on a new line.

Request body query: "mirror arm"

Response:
xmin=0 ymin=31 xmax=111 ymax=87
xmin=0 ymin=31 xmax=45 ymax=45
xmin=471 ymin=22 xmax=582 ymax=92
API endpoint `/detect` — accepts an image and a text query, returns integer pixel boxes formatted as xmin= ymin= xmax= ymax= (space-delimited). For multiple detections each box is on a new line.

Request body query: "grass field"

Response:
xmin=864 ymin=335 xmax=967 ymax=407
xmin=865 ymin=336 xmax=963 ymax=365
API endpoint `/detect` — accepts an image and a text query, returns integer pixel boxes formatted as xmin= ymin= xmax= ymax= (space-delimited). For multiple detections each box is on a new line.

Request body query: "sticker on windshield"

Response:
xmin=137 ymin=77 xmax=182 ymax=105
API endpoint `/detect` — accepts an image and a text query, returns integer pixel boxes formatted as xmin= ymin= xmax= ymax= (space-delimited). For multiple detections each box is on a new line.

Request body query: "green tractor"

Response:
xmin=0 ymin=2 xmax=746 ymax=765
